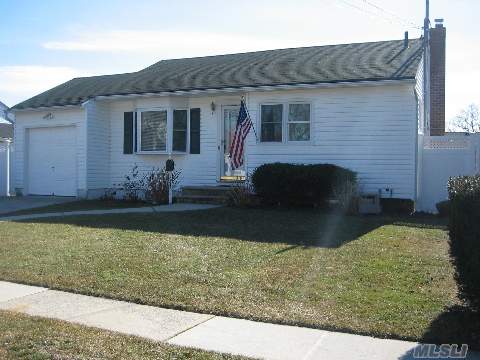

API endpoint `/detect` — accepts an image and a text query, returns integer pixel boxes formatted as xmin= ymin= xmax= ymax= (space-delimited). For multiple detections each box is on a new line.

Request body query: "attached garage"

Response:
xmin=27 ymin=126 xmax=77 ymax=196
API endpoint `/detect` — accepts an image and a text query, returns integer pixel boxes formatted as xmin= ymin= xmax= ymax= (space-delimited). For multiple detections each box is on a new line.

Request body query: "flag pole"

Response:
xmin=241 ymin=95 xmax=258 ymax=141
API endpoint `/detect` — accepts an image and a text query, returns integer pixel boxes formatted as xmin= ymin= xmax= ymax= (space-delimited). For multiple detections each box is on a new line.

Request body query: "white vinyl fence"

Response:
xmin=0 ymin=139 xmax=13 ymax=196
xmin=418 ymin=134 xmax=480 ymax=213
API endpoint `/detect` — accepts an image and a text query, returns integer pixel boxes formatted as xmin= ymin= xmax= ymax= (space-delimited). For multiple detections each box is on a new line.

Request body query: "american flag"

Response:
xmin=229 ymin=99 xmax=253 ymax=169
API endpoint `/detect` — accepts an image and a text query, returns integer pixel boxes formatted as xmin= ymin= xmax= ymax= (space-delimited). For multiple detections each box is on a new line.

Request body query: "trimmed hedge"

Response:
xmin=448 ymin=175 xmax=480 ymax=310
xmin=251 ymin=163 xmax=356 ymax=207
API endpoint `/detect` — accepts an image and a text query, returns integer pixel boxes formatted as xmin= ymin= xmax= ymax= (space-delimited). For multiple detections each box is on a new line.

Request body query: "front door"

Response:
xmin=221 ymin=106 xmax=245 ymax=179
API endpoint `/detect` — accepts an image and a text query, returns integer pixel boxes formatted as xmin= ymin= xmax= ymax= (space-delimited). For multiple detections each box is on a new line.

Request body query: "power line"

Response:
xmin=337 ymin=0 xmax=422 ymax=30
xmin=359 ymin=0 xmax=421 ymax=29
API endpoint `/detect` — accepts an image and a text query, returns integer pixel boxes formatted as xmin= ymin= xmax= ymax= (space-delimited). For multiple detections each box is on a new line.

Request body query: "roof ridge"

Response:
xmin=12 ymin=37 xmax=424 ymax=110
xmin=142 ymin=38 xmax=422 ymax=70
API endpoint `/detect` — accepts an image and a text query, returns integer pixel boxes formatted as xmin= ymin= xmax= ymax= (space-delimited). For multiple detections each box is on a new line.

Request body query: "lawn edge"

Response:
xmin=0 ymin=278 xmax=426 ymax=344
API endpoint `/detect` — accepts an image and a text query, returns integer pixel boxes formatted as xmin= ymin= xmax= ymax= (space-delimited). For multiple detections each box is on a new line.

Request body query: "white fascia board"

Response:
xmin=12 ymin=78 xmax=415 ymax=111
xmin=94 ymin=79 xmax=415 ymax=102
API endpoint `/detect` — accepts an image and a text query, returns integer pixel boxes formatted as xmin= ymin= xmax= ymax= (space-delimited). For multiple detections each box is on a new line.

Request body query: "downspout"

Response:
xmin=414 ymin=90 xmax=420 ymax=211
xmin=423 ymin=0 xmax=430 ymax=134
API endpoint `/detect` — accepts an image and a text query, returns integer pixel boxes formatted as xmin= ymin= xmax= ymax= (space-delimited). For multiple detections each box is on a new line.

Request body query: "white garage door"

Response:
xmin=28 ymin=126 xmax=77 ymax=196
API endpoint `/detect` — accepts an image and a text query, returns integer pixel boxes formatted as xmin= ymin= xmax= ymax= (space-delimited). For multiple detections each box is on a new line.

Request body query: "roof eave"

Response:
xmin=12 ymin=77 xmax=416 ymax=111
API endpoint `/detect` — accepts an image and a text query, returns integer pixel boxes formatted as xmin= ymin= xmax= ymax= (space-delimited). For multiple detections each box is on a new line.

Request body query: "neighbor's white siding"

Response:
xmin=246 ymin=84 xmax=417 ymax=199
xmin=13 ymin=108 xmax=86 ymax=195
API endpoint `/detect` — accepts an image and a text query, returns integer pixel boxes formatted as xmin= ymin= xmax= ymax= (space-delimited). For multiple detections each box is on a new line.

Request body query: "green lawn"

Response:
xmin=0 ymin=207 xmax=474 ymax=345
xmin=0 ymin=199 xmax=148 ymax=217
xmin=0 ymin=310 xmax=242 ymax=359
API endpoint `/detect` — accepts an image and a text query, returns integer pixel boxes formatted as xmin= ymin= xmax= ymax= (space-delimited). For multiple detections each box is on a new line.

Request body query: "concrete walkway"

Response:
xmin=1 ymin=282 xmax=478 ymax=360
xmin=0 ymin=203 xmax=219 ymax=221
xmin=0 ymin=195 xmax=74 ymax=215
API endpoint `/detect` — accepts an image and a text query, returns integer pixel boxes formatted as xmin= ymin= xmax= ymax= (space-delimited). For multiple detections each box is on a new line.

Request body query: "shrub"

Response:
xmin=448 ymin=175 xmax=480 ymax=310
xmin=251 ymin=163 xmax=356 ymax=207
xmin=122 ymin=164 xmax=145 ymax=201
xmin=144 ymin=166 xmax=181 ymax=204
xmin=380 ymin=198 xmax=414 ymax=214
xmin=226 ymin=176 xmax=259 ymax=208
xmin=100 ymin=188 xmax=117 ymax=201
xmin=436 ymin=200 xmax=450 ymax=217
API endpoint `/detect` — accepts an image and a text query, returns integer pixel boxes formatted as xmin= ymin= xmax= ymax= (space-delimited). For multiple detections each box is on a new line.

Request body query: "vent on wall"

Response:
xmin=424 ymin=138 xmax=470 ymax=150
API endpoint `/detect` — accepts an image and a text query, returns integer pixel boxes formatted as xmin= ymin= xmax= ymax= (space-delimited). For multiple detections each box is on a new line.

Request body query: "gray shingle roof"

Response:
xmin=13 ymin=38 xmax=423 ymax=110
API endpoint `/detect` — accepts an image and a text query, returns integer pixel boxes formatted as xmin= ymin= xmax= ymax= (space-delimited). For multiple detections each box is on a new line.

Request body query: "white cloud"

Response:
xmin=0 ymin=65 xmax=89 ymax=106
xmin=43 ymin=30 xmax=312 ymax=58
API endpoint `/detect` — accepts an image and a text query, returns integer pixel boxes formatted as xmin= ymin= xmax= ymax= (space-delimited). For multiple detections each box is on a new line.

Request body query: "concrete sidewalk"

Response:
xmin=1 ymin=282 xmax=478 ymax=360
xmin=0 ymin=203 xmax=219 ymax=221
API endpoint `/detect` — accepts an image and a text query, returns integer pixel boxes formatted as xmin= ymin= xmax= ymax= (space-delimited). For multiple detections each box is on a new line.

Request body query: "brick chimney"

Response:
xmin=429 ymin=19 xmax=446 ymax=135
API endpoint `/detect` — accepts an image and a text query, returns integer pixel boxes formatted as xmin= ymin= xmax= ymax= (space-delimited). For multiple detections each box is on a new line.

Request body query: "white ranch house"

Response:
xmin=11 ymin=24 xmax=453 ymax=211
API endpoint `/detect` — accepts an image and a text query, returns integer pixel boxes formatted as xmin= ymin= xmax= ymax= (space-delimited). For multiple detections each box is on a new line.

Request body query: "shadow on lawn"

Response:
xmin=398 ymin=305 xmax=480 ymax=359
xmin=14 ymin=207 xmax=446 ymax=249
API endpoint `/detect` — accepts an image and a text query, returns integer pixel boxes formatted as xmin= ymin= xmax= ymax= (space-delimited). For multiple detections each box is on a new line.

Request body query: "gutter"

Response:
xmin=12 ymin=77 xmax=416 ymax=112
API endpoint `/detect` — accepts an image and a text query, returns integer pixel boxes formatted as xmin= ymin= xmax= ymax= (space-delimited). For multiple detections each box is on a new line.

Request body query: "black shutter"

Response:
xmin=134 ymin=112 xmax=138 ymax=152
xmin=123 ymin=112 xmax=134 ymax=154
xmin=190 ymin=108 xmax=200 ymax=154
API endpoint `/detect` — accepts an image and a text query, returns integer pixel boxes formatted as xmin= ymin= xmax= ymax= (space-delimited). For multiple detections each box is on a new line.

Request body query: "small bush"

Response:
xmin=436 ymin=200 xmax=450 ymax=217
xmin=251 ymin=163 xmax=356 ymax=207
xmin=100 ymin=188 xmax=117 ymax=201
xmin=448 ymin=175 xmax=480 ymax=310
xmin=380 ymin=198 xmax=414 ymax=214
xmin=227 ymin=177 xmax=259 ymax=208
xmin=122 ymin=164 xmax=146 ymax=202
xmin=144 ymin=166 xmax=181 ymax=204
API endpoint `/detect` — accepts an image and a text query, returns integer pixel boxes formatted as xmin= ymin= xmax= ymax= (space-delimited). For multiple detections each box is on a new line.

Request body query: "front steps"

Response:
xmin=175 ymin=186 xmax=233 ymax=205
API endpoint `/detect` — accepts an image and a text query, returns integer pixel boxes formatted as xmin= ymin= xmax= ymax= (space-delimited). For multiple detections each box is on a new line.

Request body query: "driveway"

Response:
xmin=0 ymin=196 xmax=75 ymax=215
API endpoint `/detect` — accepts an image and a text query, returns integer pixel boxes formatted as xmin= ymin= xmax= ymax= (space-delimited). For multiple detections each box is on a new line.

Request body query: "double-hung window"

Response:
xmin=140 ymin=110 xmax=167 ymax=152
xmin=173 ymin=109 xmax=188 ymax=152
xmin=134 ymin=108 xmax=201 ymax=154
xmin=260 ymin=102 xmax=311 ymax=143
xmin=260 ymin=104 xmax=283 ymax=142
xmin=288 ymin=103 xmax=310 ymax=141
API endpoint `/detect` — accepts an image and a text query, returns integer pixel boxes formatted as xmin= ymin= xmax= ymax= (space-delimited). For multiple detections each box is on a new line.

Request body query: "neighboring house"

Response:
xmin=0 ymin=101 xmax=13 ymax=196
xmin=11 ymin=23 xmax=446 ymax=209
xmin=0 ymin=101 xmax=13 ymax=140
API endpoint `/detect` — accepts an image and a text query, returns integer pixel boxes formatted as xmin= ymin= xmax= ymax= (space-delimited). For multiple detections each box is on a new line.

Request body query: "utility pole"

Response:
xmin=423 ymin=0 xmax=430 ymax=133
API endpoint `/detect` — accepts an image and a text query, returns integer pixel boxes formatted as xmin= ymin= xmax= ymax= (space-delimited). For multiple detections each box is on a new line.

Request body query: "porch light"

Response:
xmin=210 ymin=101 xmax=216 ymax=112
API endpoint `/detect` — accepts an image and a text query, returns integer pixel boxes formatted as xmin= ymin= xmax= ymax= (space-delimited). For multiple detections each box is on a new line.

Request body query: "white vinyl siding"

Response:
xmin=246 ymin=84 xmax=417 ymax=200
xmin=13 ymin=82 xmax=417 ymax=200
xmin=85 ymin=100 xmax=110 ymax=191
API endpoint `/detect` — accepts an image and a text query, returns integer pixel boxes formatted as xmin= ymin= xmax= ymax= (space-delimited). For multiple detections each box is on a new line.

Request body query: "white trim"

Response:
xmin=13 ymin=104 xmax=82 ymax=112
xmin=95 ymin=79 xmax=415 ymax=102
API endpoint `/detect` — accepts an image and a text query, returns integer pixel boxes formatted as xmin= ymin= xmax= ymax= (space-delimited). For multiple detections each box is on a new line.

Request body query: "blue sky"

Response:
xmin=0 ymin=0 xmax=478 ymax=126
